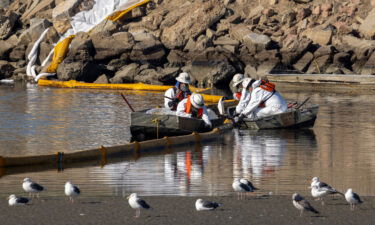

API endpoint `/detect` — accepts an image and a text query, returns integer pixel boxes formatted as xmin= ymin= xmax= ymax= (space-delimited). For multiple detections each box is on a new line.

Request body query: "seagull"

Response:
xmin=8 ymin=194 xmax=29 ymax=206
xmin=22 ymin=178 xmax=44 ymax=198
xmin=127 ymin=193 xmax=151 ymax=218
xmin=240 ymin=178 xmax=259 ymax=191
xmin=345 ymin=188 xmax=363 ymax=210
xmin=292 ymin=193 xmax=319 ymax=217
xmin=195 ymin=199 xmax=221 ymax=211
xmin=65 ymin=181 xmax=81 ymax=203
xmin=232 ymin=179 xmax=253 ymax=200
xmin=310 ymin=177 xmax=343 ymax=199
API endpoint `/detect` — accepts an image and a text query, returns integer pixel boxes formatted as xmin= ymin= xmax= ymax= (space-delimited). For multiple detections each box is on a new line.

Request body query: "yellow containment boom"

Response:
xmin=37 ymin=79 xmax=224 ymax=103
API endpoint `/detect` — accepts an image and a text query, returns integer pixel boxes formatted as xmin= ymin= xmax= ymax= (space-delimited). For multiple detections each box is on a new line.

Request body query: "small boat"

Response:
xmin=130 ymin=109 xmax=225 ymax=141
xmin=238 ymin=105 xmax=319 ymax=129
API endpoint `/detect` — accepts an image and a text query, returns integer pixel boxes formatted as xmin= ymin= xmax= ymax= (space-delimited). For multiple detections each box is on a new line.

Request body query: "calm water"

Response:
xmin=1 ymin=82 xmax=375 ymax=197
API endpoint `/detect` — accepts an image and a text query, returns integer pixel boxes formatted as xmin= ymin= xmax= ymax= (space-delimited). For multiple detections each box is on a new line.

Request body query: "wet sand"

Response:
xmin=1 ymin=195 xmax=374 ymax=225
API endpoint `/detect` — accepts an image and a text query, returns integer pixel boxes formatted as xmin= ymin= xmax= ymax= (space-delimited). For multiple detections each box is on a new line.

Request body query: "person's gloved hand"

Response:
xmin=234 ymin=114 xmax=245 ymax=124
xmin=167 ymin=98 xmax=179 ymax=108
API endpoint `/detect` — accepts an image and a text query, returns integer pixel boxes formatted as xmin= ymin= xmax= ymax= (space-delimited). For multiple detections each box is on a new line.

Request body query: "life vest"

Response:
xmin=259 ymin=80 xmax=276 ymax=92
xmin=171 ymin=87 xmax=190 ymax=110
xmin=259 ymin=80 xmax=276 ymax=108
xmin=185 ymin=95 xmax=203 ymax=118
xmin=235 ymin=92 xmax=241 ymax=100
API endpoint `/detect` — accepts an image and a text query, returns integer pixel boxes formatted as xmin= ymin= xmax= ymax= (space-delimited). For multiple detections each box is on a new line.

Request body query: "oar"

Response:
xmin=120 ymin=93 xmax=135 ymax=112
xmin=296 ymin=97 xmax=310 ymax=109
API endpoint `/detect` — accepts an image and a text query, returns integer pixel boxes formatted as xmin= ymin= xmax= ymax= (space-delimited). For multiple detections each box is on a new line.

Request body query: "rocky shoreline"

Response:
xmin=0 ymin=0 xmax=375 ymax=89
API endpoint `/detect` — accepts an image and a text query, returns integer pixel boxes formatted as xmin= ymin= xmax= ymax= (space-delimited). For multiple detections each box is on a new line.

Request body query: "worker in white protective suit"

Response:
xmin=234 ymin=79 xmax=288 ymax=124
xmin=234 ymin=78 xmax=259 ymax=116
xmin=231 ymin=73 xmax=245 ymax=101
xmin=164 ymin=72 xmax=192 ymax=110
xmin=176 ymin=93 xmax=212 ymax=129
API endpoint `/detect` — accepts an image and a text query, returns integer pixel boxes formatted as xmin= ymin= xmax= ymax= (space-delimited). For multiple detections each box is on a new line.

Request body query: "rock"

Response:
xmin=206 ymin=28 xmax=215 ymax=39
xmin=244 ymin=64 xmax=257 ymax=78
xmin=0 ymin=40 xmax=13 ymax=60
xmin=257 ymin=60 xmax=280 ymax=76
xmin=21 ymin=0 xmax=55 ymax=21
xmin=213 ymin=36 xmax=240 ymax=46
xmin=302 ymin=27 xmax=332 ymax=46
xmin=9 ymin=45 xmax=26 ymax=62
xmin=94 ymin=74 xmax=109 ymax=84
xmin=131 ymin=6 xmax=146 ymax=18
xmin=280 ymin=37 xmax=312 ymax=65
xmin=130 ymin=33 xmax=166 ymax=64
xmin=230 ymin=24 xmax=271 ymax=53
xmin=321 ymin=3 xmax=333 ymax=12
xmin=269 ymin=0 xmax=278 ymax=5
xmin=167 ymin=50 xmax=189 ymax=67
xmin=160 ymin=0 xmax=225 ymax=49
xmin=281 ymin=10 xmax=297 ymax=28
xmin=106 ymin=54 xmax=130 ymax=72
xmin=89 ymin=20 xmax=120 ymax=36
xmin=361 ymin=52 xmax=375 ymax=75
xmin=0 ymin=60 xmax=15 ymax=79
xmin=0 ymin=0 xmax=10 ymax=8
xmin=18 ymin=19 xmax=52 ymax=45
xmin=297 ymin=8 xmax=311 ymax=21
xmin=247 ymin=5 xmax=264 ymax=20
xmin=110 ymin=63 xmax=139 ymax=83
xmin=0 ymin=11 xmax=19 ymax=40
xmin=293 ymin=52 xmax=313 ymax=72
xmin=190 ymin=48 xmax=236 ymax=87
xmin=312 ymin=5 xmax=321 ymax=15
xmin=142 ymin=13 xmax=164 ymax=31
xmin=262 ymin=8 xmax=276 ymax=17
xmin=325 ymin=65 xmax=343 ymax=74
xmin=340 ymin=35 xmax=375 ymax=64
xmin=57 ymin=61 xmax=101 ymax=82
xmin=91 ymin=31 xmax=134 ymax=61
xmin=52 ymin=0 xmax=82 ymax=19
xmin=157 ymin=67 xmax=180 ymax=84
xmin=333 ymin=52 xmax=352 ymax=68
xmin=359 ymin=8 xmax=375 ymax=39
xmin=293 ymin=0 xmax=312 ymax=3
xmin=314 ymin=45 xmax=334 ymax=58
xmin=306 ymin=55 xmax=331 ymax=74
xmin=38 ymin=42 xmax=53 ymax=63
xmin=135 ymin=69 xmax=162 ymax=84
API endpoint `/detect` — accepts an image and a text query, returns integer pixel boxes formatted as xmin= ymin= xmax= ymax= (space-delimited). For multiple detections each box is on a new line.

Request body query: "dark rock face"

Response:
xmin=0 ymin=60 xmax=15 ymax=79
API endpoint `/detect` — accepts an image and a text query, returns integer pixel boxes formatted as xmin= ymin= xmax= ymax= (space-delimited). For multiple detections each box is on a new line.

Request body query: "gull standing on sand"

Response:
xmin=232 ymin=179 xmax=252 ymax=199
xmin=65 ymin=181 xmax=81 ymax=203
xmin=8 ymin=194 xmax=29 ymax=206
xmin=195 ymin=199 xmax=221 ymax=211
xmin=345 ymin=188 xmax=363 ymax=210
xmin=127 ymin=193 xmax=151 ymax=218
xmin=292 ymin=193 xmax=319 ymax=217
xmin=310 ymin=177 xmax=343 ymax=198
xmin=240 ymin=178 xmax=259 ymax=192
xmin=22 ymin=178 xmax=44 ymax=198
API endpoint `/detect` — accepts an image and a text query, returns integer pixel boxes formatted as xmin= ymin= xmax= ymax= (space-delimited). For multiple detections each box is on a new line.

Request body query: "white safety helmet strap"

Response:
xmin=191 ymin=93 xmax=204 ymax=108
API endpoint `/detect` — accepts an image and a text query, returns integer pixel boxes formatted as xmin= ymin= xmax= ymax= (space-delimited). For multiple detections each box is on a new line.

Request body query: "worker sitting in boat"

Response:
xmin=234 ymin=77 xmax=257 ymax=116
xmin=234 ymin=79 xmax=288 ymax=124
xmin=164 ymin=72 xmax=192 ymax=110
xmin=176 ymin=93 xmax=212 ymax=129
xmin=231 ymin=73 xmax=245 ymax=100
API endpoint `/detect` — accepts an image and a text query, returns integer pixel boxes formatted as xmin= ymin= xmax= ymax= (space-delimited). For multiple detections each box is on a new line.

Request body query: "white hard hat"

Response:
xmin=232 ymin=73 xmax=244 ymax=88
xmin=190 ymin=93 xmax=204 ymax=108
xmin=242 ymin=78 xmax=255 ymax=89
xmin=176 ymin=72 xmax=191 ymax=84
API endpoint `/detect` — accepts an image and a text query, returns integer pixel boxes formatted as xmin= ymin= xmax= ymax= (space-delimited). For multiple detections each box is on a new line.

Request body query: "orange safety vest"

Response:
xmin=185 ymin=95 xmax=203 ymax=118
xmin=259 ymin=80 xmax=276 ymax=108
xmin=235 ymin=92 xmax=242 ymax=100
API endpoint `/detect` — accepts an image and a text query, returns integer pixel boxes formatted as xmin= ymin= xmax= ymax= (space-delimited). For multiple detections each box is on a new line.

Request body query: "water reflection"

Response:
xmin=1 ymin=85 xmax=375 ymax=196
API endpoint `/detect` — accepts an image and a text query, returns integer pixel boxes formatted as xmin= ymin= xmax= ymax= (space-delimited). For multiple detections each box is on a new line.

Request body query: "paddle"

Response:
xmin=296 ymin=97 xmax=310 ymax=109
xmin=120 ymin=93 xmax=135 ymax=112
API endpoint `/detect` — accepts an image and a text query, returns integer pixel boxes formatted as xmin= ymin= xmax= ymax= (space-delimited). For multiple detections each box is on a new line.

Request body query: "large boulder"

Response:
xmin=130 ymin=32 xmax=166 ymax=64
xmin=160 ymin=0 xmax=225 ymax=49
xmin=293 ymin=52 xmax=313 ymax=72
xmin=280 ymin=37 xmax=312 ymax=65
xmin=0 ymin=60 xmax=15 ymax=79
xmin=0 ymin=40 xmax=13 ymax=60
xmin=361 ymin=52 xmax=375 ymax=75
xmin=359 ymin=8 xmax=375 ymax=39
xmin=9 ymin=44 xmax=26 ymax=62
xmin=18 ymin=19 xmax=52 ymax=45
xmin=134 ymin=69 xmax=162 ymax=84
xmin=230 ymin=24 xmax=271 ymax=53
xmin=21 ymin=0 xmax=55 ymax=21
xmin=156 ymin=67 xmax=180 ymax=84
xmin=306 ymin=55 xmax=331 ymax=74
xmin=110 ymin=63 xmax=139 ymax=83
xmin=190 ymin=48 xmax=237 ymax=87
xmin=91 ymin=31 xmax=134 ymax=61
xmin=302 ymin=27 xmax=332 ymax=45
xmin=0 ymin=10 xmax=19 ymax=40
xmin=52 ymin=0 xmax=82 ymax=19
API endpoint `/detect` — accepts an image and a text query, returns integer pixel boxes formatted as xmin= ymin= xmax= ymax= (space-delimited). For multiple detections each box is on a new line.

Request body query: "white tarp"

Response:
xmin=28 ymin=0 xmax=146 ymax=81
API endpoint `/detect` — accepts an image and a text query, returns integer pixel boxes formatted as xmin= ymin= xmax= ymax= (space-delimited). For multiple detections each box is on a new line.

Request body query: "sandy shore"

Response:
xmin=0 ymin=195 xmax=374 ymax=225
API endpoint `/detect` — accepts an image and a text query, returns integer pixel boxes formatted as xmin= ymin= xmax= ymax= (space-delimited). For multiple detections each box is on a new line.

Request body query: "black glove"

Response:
xmin=168 ymin=98 xmax=179 ymax=108
xmin=233 ymin=114 xmax=245 ymax=127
